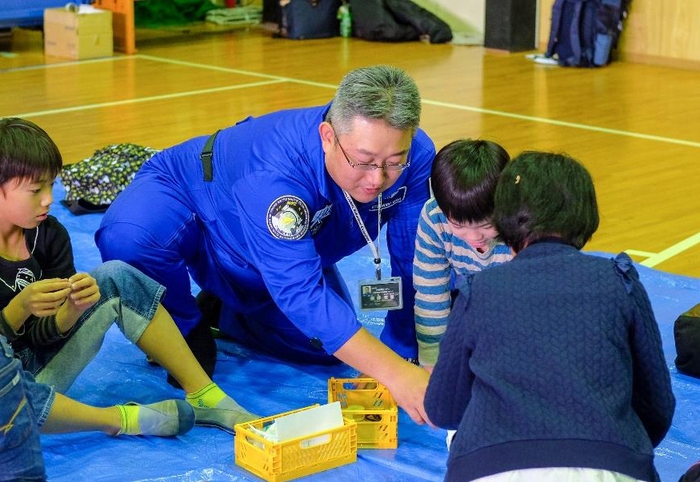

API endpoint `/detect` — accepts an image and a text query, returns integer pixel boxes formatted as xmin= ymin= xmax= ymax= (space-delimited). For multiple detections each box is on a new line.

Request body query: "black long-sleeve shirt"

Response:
xmin=0 ymin=216 xmax=76 ymax=349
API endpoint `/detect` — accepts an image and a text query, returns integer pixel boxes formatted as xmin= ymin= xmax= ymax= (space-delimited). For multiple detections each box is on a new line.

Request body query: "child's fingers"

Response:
xmin=34 ymin=286 xmax=71 ymax=303
xmin=69 ymin=283 xmax=100 ymax=304
xmin=32 ymin=297 xmax=69 ymax=316
xmin=69 ymin=274 xmax=96 ymax=291
xmin=68 ymin=272 xmax=90 ymax=284
xmin=34 ymin=306 xmax=62 ymax=317
xmin=34 ymin=279 xmax=71 ymax=294
xmin=68 ymin=273 xmax=88 ymax=283
xmin=71 ymin=292 xmax=101 ymax=308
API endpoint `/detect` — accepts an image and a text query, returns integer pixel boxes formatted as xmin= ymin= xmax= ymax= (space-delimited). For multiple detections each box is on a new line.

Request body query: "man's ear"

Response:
xmin=318 ymin=121 xmax=335 ymax=152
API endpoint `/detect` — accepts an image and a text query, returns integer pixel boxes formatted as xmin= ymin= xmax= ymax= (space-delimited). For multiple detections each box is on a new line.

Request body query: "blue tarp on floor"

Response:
xmin=42 ymin=181 xmax=700 ymax=481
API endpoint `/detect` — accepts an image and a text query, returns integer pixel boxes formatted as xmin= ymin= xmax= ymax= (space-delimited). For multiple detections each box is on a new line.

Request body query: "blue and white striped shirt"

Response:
xmin=413 ymin=198 xmax=512 ymax=366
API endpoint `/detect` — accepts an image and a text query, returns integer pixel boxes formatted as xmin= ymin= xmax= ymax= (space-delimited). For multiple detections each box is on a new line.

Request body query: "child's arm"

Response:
xmin=19 ymin=274 xmax=100 ymax=346
xmin=629 ymin=288 xmax=675 ymax=445
xmin=424 ymin=288 xmax=474 ymax=429
xmin=413 ymin=205 xmax=452 ymax=368
xmin=617 ymin=256 xmax=675 ymax=446
xmin=10 ymin=216 xmax=86 ymax=344
xmin=33 ymin=216 xmax=77 ymax=279
xmin=53 ymin=273 xmax=100 ymax=334
xmin=0 ymin=279 xmax=72 ymax=340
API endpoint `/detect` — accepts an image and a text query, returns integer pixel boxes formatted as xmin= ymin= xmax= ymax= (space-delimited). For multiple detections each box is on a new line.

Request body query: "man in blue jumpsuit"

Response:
xmin=96 ymin=65 xmax=435 ymax=424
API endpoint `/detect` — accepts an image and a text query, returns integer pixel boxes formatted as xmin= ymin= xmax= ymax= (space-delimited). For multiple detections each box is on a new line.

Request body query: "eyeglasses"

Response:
xmin=333 ymin=133 xmax=410 ymax=172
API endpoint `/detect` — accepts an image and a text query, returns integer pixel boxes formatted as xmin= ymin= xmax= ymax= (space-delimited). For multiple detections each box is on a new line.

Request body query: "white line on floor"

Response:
xmin=9 ymin=54 xmax=700 ymax=150
xmin=640 ymin=232 xmax=700 ymax=267
xmin=625 ymin=250 xmax=658 ymax=258
xmin=13 ymin=79 xmax=285 ymax=118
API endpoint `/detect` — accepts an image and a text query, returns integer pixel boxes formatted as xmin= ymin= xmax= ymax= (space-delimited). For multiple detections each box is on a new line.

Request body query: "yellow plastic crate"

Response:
xmin=234 ymin=405 xmax=357 ymax=482
xmin=328 ymin=377 xmax=398 ymax=449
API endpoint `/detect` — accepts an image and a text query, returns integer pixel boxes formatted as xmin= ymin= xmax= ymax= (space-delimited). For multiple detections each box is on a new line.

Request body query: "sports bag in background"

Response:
xmin=545 ymin=0 xmax=631 ymax=67
xmin=278 ymin=0 xmax=341 ymax=39
xmin=61 ymin=143 xmax=159 ymax=215
xmin=352 ymin=0 xmax=420 ymax=42
xmin=352 ymin=0 xmax=452 ymax=43
xmin=383 ymin=0 xmax=452 ymax=44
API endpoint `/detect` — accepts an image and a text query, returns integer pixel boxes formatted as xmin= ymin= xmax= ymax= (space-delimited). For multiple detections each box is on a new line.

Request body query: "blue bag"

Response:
xmin=545 ymin=0 xmax=630 ymax=67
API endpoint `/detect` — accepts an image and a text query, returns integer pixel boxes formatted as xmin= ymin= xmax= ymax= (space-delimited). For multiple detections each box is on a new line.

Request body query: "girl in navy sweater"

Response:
xmin=424 ymin=151 xmax=675 ymax=482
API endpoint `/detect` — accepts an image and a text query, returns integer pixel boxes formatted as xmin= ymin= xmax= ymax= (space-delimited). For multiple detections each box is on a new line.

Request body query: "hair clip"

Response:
xmin=514 ymin=175 xmax=521 ymax=185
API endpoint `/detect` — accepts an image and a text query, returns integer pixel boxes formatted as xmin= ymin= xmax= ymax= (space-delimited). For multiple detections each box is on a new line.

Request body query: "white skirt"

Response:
xmin=472 ymin=467 xmax=645 ymax=482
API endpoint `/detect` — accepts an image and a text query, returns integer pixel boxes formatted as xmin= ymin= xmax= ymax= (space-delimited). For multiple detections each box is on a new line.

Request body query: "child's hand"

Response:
xmin=54 ymin=273 xmax=101 ymax=334
xmin=67 ymin=273 xmax=101 ymax=312
xmin=19 ymin=278 xmax=72 ymax=318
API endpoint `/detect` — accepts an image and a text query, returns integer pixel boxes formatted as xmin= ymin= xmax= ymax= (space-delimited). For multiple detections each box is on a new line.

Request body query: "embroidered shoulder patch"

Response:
xmin=266 ymin=195 xmax=310 ymax=240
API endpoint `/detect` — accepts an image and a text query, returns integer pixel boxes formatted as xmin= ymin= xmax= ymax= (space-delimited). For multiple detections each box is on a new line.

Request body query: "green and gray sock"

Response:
xmin=186 ymin=383 xmax=259 ymax=434
xmin=117 ymin=399 xmax=195 ymax=437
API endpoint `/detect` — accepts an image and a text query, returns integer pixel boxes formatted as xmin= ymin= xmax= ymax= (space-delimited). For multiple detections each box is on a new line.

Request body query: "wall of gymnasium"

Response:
xmin=425 ymin=0 xmax=700 ymax=68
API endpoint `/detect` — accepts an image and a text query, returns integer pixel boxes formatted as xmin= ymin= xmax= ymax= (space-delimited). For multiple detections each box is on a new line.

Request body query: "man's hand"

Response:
xmin=333 ymin=327 xmax=434 ymax=426
xmin=382 ymin=361 xmax=432 ymax=426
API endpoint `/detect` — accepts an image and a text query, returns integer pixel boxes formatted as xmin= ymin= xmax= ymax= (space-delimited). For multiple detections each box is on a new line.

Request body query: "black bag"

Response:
xmin=384 ymin=0 xmax=452 ymax=44
xmin=545 ymin=0 xmax=631 ymax=67
xmin=673 ymin=303 xmax=700 ymax=378
xmin=680 ymin=462 xmax=700 ymax=482
xmin=353 ymin=0 xmax=452 ymax=43
xmin=278 ymin=0 xmax=341 ymax=39
xmin=352 ymin=0 xmax=418 ymax=42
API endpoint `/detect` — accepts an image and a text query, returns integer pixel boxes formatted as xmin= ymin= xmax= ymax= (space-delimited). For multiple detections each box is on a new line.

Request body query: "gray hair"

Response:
xmin=327 ymin=65 xmax=421 ymax=135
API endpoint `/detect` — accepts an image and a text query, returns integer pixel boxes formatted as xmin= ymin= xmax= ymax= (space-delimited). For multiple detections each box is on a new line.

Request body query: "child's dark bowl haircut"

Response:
xmin=431 ymin=139 xmax=510 ymax=224
xmin=0 ymin=118 xmax=63 ymax=185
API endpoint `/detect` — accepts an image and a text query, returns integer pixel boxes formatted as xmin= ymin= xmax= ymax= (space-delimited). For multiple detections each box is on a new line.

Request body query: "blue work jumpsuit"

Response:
xmin=96 ymin=103 xmax=435 ymax=362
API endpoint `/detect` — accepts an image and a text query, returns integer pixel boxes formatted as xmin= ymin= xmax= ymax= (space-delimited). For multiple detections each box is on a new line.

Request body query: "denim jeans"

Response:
xmin=0 ymin=335 xmax=53 ymax=482
xmin=18 ymin=260 xmax=165 ymax=393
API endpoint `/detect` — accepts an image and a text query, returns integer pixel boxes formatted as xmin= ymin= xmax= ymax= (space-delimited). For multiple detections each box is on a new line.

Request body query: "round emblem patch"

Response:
xmin=266 ymin=195 xmax=310 ymax=240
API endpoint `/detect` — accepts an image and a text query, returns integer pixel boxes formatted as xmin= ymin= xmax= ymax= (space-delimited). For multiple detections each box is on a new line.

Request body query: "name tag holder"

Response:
xmin=359 ymin=276 xmax=403 ymax=311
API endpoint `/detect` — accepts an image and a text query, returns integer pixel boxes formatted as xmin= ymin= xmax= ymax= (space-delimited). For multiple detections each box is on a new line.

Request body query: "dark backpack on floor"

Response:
xmin=352 ymin=0 xmax=419 ymax=42
xmin=673 ymin=303 xmax=700 ymax=379
xmin=680 ymin=462 xmax=700 ymax=482
xmin=353 ymin=0 xmax=452 ymax=43
xmin=545 ymin=0 xmax=631 ymax=67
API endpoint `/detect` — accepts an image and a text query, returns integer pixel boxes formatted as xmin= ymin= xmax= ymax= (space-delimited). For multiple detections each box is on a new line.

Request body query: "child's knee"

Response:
xmin=91 ymin=260 xmax=137 ymax=294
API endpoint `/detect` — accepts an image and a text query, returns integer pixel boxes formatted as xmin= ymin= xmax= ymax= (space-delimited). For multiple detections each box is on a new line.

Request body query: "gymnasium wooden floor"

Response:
xmin=1 ymin=24 xmax=699 ymax=279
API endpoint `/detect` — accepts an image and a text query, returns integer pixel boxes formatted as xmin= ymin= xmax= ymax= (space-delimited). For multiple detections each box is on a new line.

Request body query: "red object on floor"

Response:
xmin=226 ymin=0 xmax=236 ymax=6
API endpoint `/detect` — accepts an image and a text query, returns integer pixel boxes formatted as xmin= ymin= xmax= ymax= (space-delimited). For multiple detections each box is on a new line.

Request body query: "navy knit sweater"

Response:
xmin=424 ymin=240 xmax=675 ymax=482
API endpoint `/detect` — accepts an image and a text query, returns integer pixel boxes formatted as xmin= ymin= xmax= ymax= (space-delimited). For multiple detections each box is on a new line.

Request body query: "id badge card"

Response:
xmin=358 ymin=276 xmax=403 ymax=311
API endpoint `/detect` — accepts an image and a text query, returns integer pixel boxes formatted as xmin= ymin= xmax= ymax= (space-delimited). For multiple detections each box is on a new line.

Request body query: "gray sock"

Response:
xmin=118 ymin=400 xmax=195 ymax=437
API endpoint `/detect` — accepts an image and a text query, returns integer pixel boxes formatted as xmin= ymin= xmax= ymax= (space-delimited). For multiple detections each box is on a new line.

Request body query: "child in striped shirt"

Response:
xmin=413 ymin=139 xmax=512 ymax=371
